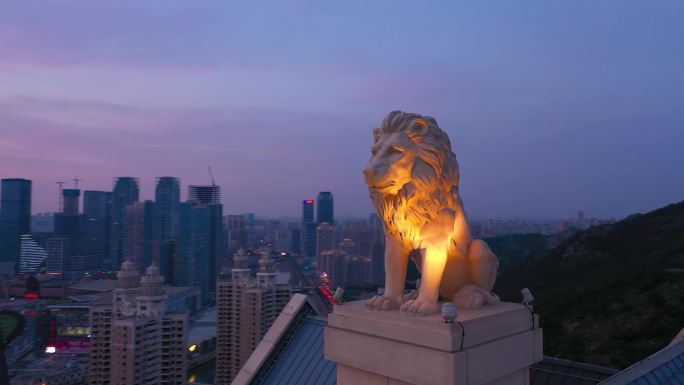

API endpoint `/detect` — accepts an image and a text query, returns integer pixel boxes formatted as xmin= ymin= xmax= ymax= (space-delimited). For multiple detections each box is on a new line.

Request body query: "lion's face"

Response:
xmin=363 ymin=131 xmax=418 ymax=196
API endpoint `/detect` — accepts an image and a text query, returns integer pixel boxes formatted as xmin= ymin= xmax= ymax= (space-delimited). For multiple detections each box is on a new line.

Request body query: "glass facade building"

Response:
xmin=0 ymin=178 xmax=32 ymax=274
xmin=110 ymin=177 xmax=139 ymax=270
xmin=316 ymin=191 xmax=334 ymax=225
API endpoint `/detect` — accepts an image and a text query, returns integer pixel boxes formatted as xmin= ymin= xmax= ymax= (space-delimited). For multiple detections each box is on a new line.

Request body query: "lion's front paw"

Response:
xmin=400 ymin=298 xmax=439 ymax=316
xmin=366 ymin=295 xmax=400 ymax=311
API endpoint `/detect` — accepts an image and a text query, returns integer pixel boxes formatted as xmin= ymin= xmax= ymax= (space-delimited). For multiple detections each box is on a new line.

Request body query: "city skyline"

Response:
xmin=1 ymin=2 xmax=683 ymax=219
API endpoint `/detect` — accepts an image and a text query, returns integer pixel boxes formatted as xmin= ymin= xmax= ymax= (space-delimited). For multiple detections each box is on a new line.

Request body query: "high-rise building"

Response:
xmin=302 ymin=199 xmax=314 ymax=223
xmin=54 ymin=191 xmax=81 ymax=244
xmin=89 ymin=261 xmax=188 ymax=385
xmin=83 ymin=191 xmax=112 ymax=269
xmin=206 ymin=203 xmax=224 ymax=302
xmin=369 ymin=240 xmax=385 ymax=286
xmin=318 ymin=250 xmax=347 ymax=283
xmin=176 ymin=202 xmax=209 ymax=287
xmin=345 ymin=256 xmax=367 ymax=286
xmin=19 ymin=234 xmax=48 ymax=274
xmin=54 ymin=188 xmax=97 ymax=272
xmin=288 ymin=228 xmax=301 ymax=255
xmin=46 ymin=238 xmax=70 ymax=274
xmin=316 ymin=222 xmax=335 ymax=265
xmin=302 ymin=199 xmax=316 ymax=259
xmin=225 ymin=214 xmax=247 ymax=252
xmin=317 ymin=191 xmax=334 ymax=225
xmin=155 ymin=177 xmax=181 ymax=279
xmin=62 ymin=188 xmax=81 ymax=215
xmin=215 ymin=249 xmax=291 ymax=385
xmin=369 ymin=213 xmax=384 ymax=243
xmin=175 ymin=200 xmax=223 ymax=303
xmin=154 ymin=177 xmax=181 ymax=242
xmin=339 ymin=238 xmax=356 ymax=256
xmin=110 ymin=177 xmax=139 ymax=270
xmin=123 ymin=201 xmax=155 ymax=270
xmin=0 ymin=178 xmax=32 ymax=274
xmin=188 ymin=185 xmax=220 ymax=205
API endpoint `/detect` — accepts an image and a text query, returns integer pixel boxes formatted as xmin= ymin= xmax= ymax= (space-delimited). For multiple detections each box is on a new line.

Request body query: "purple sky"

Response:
xmin=1 ymin=1 xmax=683 ymax=219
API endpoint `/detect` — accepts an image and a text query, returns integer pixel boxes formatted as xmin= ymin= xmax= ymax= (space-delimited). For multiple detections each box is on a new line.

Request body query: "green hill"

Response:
xmin=494 ymin=201 xmax=684 ymax=368
xmin=485 ymin=233 xmax=551 ymax=271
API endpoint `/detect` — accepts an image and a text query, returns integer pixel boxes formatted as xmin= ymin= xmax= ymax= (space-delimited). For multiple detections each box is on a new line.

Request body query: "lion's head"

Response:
xmin=363 ymin=111 xmax=461 ymax=246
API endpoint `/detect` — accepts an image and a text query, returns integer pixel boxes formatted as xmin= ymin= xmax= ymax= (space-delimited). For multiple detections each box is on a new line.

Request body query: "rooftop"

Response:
xmin=599 ymin=338 xmax=684 ymax=385
xmin=530 ymin=357 xmax=618 ymax=385
xmin=232 ymin=293 xmax=335 ymax=385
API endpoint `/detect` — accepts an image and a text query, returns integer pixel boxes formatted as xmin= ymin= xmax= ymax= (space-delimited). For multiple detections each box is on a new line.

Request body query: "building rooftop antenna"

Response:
xmin=208 ymin=166 xmax=216 ymax=187
xmin=55 ymin=181 xmax=65 ymax=212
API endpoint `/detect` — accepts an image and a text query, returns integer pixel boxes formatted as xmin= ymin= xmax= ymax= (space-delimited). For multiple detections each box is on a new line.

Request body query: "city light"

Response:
xmin=188 ymin=344 xmax=198 ymax=352
xmin=45 ymin=345 xmax=57 ymax=354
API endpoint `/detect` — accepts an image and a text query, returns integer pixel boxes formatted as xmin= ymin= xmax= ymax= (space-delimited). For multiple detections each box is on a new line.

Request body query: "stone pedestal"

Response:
xmin=324 ymin=301 xmax=543 ymax=385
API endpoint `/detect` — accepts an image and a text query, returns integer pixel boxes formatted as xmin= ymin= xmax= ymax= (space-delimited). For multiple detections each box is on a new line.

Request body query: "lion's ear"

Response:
xmin=406 ymin=119 xmax=429 ymax=142
xmin=373 ymin=127 xmax=381 ymax=143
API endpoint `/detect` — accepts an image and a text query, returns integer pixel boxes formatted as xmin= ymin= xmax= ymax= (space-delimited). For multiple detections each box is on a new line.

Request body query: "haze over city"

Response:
xmin=1 ymin=1 xmax=683 ymax=218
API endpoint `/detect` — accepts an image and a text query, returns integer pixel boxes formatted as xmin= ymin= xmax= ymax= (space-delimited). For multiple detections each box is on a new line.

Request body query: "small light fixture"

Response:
xmin=188 ymin=344 xmax=198 ymax=352
xmin=521 ymin=288 xmax=534 ymax=306
xmin=442 ymin=302 xmax=457 ymax=323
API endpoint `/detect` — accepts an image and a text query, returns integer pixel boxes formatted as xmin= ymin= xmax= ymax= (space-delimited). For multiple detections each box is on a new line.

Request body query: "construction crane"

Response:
xmin=73 ymin=177 xmax=82 ymax=188
xmin=207 ymin=167 xmax=216 ymax=186
xmin=56 ymin=181 xmax=65 ymax=212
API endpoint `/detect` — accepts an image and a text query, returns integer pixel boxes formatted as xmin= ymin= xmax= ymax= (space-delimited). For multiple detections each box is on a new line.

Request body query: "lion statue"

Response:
xmin=364 ymin=111 xmax=500 ymax=316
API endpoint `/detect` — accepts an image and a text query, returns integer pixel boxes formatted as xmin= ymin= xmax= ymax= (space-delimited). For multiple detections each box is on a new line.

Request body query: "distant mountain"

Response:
xmin=494 ymin=201 xmax=684 ymax=369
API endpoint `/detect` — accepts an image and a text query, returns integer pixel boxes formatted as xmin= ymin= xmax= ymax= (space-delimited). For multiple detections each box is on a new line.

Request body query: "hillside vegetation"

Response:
xmin=494 ymin=201 xmax=684 ymax=368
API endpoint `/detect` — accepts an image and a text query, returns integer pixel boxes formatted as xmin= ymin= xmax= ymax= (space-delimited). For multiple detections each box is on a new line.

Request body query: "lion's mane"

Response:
xmin=370 ymin=111 xmax=462 ymax=249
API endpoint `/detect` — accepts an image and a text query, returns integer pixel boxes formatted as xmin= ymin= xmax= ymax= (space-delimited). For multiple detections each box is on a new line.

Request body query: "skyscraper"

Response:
xmin=317 ymin=191 xmax=334 ymax=224
xmin=62 ymin=188 xmax=81 ymax=215
xmin=316 ymin=222 xmax=335 ymax=257
xmin=0 ymin=178 xmax=32 ymax=274
xmin=46 ymin=238 xmax=70 ymax=274
xmin=54 ymin=188 xmax=92 ymax=271
xmin=215 ymin=249 xmax=291 ymax=385
xmin=110 ymin=177 xmax=139 ymax=270
xmin=176 ymin=199 xmax=223 ymax=303
xmin=176 ymin=202 xmax=209 ymax=287
xmin=288 ymin=228 xmax=301 ymax=255
xmin=123 ymin=201 xmax=155 ymax=270
xmin=302 ymin=199 xmax=314 ymax=223
xmin=206 ymin=202 xmax=224 ymax=302
xmin=369 ymin=212 xmax=384 ymax=243
xmin=19 ymin=234 xmax=48 ymax=274
xmin=188 ymin=185 xmax=220 ymax=205
xmin=188 ymin=184 xmax=223 ymax=302
xmin=225 ymin=214 xmax=247 ymax=252
xmin=154 ymin=177 xmax=180 ymax=241
xmin=154 ymin=177 xmax=181 ymax=278
xmin=84 ymin=191 xmax=112 ymax=269
xmin=369 ymin=240 xmax=385 ymax=286
xmin=302 ymin=199 xmax=316 ymax=259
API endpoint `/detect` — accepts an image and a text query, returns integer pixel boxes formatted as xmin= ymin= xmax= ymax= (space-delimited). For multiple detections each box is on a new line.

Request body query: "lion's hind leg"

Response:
xmin=451 ymin=240 xmax=500 ymax=310
xmin=467 ymin=239 xmax=499 ymax=291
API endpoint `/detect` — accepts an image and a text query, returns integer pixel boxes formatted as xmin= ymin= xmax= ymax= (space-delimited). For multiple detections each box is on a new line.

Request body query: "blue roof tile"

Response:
xmin=257 ymin=317 xmax=336 ymax=385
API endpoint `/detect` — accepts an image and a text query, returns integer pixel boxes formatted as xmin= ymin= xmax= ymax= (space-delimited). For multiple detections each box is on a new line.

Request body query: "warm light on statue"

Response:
xmin=364 ymin=110 xmax=500 ymax=316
